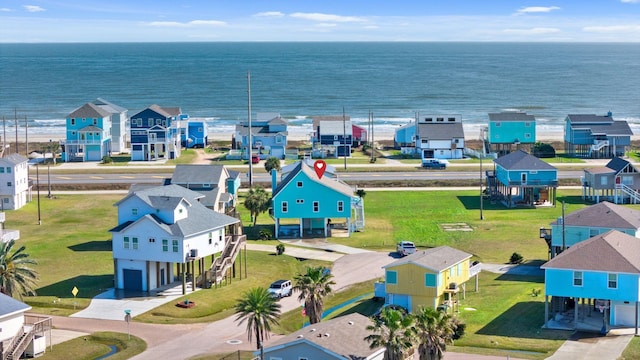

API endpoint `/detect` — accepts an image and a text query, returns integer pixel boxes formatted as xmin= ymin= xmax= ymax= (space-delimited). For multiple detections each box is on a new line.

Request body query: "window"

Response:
xmin=172 ymin=240 xmax=179 ymax=252
xmin=573 ymin=271 xmax=583 ymax=286
xmin=386 ymin=270 xmax=397 ymax=284
xmin=132 ymin=208 xmax=138 ymax=215
xmin=281 ymin=201 xmax=288 ymax=213
xmin=71 ymin=118 xmax=75 ymax=125
xmin=313 ymin=201 xmax=319 ymax=212
xmin=454 ymin=139 xmax=459 ymax=143
xmin=2 ymin=198 xmax=7 ymax=203
xmin=0 ymin=168 xmax=4 ymax=173
xmin=623 ymin=176 xmax=634 ymax=185
xmin=6 ymin=167 xmax=10 ymax=174
xmin=198 ymin=127 xmax=203 ymax=132
xmin=457 ymin=263 xmax=461 ymax=276
xmin=448 ymin=117 xmax=456 ymax=122
xmin=334 ymin=135 xmax=338 ymax=140
xmin=162 ymin=239 xmax=168 ymax=252
xmin=6 ymin=182 xmax=11 ymax=187
xmin=525 ymin=133 xmax=531 ymax=138
xmin=608 ymin=273 xmax=617 ymax=289
xmin=425 ymin=273 xmax=436 ymax=287
xmin=296 ymin=199 xmax=304 ymax=204
xmin=297 ymin=181 xmax=303 ymax=188
xmin=137 ymin=119 xmax=142 ymax=126
xmin=337 ymin=201 xmax=344 ymax=212
xmin=132 ymin=237 xmax=138 ymax=250
xmin=495 ymin=122 xmax=501 ymax=127
xmin=149 ymin=238 xmax=155 ymax=243
xmin=525 ymin=122 xmax=531 ymax=127
xmin=148 ymin=119 xmax=153 ymax=127
xmin=209 ymin=232 xmax=213 ymax=245
xmin=601 ymin=177 xmax=608 ymax=186
xmin=124 ymin=236 xmax=130 ymax=249
xmin=93 ymin=119 xmax=97 ymax=125
xmin=589 ymin=229 xmax=599 ymax=237
xmin=425 ymin=117 xmax=433 ymax=122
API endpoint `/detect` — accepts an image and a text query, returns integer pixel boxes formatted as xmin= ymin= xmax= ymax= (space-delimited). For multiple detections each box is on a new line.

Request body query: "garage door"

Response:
xmin=123 ymin=269 xmax=143 ymax=291
xmin=387 ymin=294 xmax=411 ymax=311
xmin=614 ymin=304 xmax=637 ymax=327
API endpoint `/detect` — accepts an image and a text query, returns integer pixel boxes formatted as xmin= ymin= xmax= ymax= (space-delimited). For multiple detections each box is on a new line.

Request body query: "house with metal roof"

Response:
xmin=484 ymin=112 xmax=536 ymax=156
xmin=169 ymin=164 xmax=240 ymax=214
xmin=91 ymin=98 xmax=128 ymax=154
xmin=415 ymin=114 xmax=465 ymax=161
xmin=0 ymin=153 xmax=31 ymax=210
xmin=234 ymin=113 xmax=288 ymax=160
xmin=542 ymin=230 xmax=640 ymax=332
xmin=260 ymin=313 xmax=385 ymax=359
xmin=582 ymin=157 xmax=640 ymax=204
xmin=0 ymin=293 xmax=51 ymax=359
xmin=394 ymin=121 xmax=416 ymax=153
xmin=129 ymin=105 xmax=184 ymax=161
xmin=271 ymin=161 xmax=364 ymax=239
xmin=110 ymin=184 xmax=243 ymax=294
xmin=488 ymin=150 xmax=558 ymax=208
xmin=61 ymin=102 xmax=113 ymax=162
xmin=564 ymin=112 xmax=633 ymax=158
xmin=380 ymin=246 xmax=480 ymax=313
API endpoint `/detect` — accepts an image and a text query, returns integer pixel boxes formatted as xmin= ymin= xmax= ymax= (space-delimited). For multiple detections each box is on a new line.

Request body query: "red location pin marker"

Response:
xmin=314 ymin=160 xmax=327 ymax=179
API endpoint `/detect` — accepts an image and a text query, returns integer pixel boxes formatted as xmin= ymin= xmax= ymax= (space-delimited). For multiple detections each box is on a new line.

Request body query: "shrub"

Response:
xmin=510 ymin=252 xmax=524 ymax=264
xmin=452 ymin=317 xmax=466 ymax=340
xmin=258 ymin=229 xmax=272 ymax=240
xmin=532 ymin=142 xmax=556 ymax=158
xmin=102 ymin=156 xmax=113 ymax=164
xmin=275 ymin=243 xmax=285 ymax=255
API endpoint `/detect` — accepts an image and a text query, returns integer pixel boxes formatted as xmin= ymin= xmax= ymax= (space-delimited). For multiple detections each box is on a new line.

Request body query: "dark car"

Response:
xmin=422 ymin=159 xmax=446 ymax=169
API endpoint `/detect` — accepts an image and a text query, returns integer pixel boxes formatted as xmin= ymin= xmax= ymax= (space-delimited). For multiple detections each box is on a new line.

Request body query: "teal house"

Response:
xmin=489 ymin=150 xmax=557 ymax=208
xmin=62 ymin=102 xmax=112 ymax=162
xmin=564 ymin=113 xmax=633 ymax=158
xmin=542 ymin=230 xmax=640 ymax=332
xmin=486 ymin=112 xmax=536 ymax=155
xmin=394 ymin=121 xmax=416 ymax=152
xmin=271 ymin=161 xmax=364 ymax=239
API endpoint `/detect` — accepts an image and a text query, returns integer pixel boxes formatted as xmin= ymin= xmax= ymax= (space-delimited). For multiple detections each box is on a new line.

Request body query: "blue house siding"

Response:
xmin=550 ymin=226 xmax=635 ymax=248
xmin=489 ymin=121 xmax=535 ymax=144
xmin=273 ymin=172 xmax=351 ymax=219
xmin=495 ymin=167 xmax=557 ymax=187
xmin=545 ymin=269 xmax=639 ymax=302
xmin=394 ymin=124 xmax=416 ymax=148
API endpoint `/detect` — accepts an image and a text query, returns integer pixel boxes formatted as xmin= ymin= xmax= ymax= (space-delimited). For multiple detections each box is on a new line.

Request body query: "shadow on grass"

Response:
xmin=556 ymin=195 xmax=587 ymax=205
xmin=37 ymin=274 xmax=114 ymax=298
xmin=334 ymin=297 xmax=383 ymax=318
xmin=242 ymin=224 xmax=275 ymax=240
xmin=495 ymin=273 xmax=544 ymax=284
xmin=68 ymin=240 xmax=112 ymax=252
xmin=476 ymin=301 xmax=553 ymax=339
xmin=456 ymin=196 xmax=514 ymax=211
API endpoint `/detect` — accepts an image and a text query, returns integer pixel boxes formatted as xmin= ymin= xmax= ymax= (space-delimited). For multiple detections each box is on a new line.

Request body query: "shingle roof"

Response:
xmin=273 ymin=161 xmax=353 ymax=198
xmin=541 ymin=230 xmax=640 ymax=273
xmin=584 ymin=167 xmax=615 ymax=175
xmin=78 ymin=125 xmax=104 ymax=132
xmin=171 ymin=164 xmax=227 ymax=187
xmin=265 ymin=313 xmax=384 ymax=358
xmin=312 ymin=115 xmax=351 ymax=131
xmin=566 ymin=114 xmax=613 ymax=124
xmin=605 ymin=157 xmax=632 ymax=173
xmin=586 ymin=122 xmax=633 ymax=136
xmin=384 ymin=246 xmax=472 ymax=272
xmin=0 ymin=153 xmax=28 ymax=165
xmin=416 ymin=122 xmax=464 ymax=140
xmin=115 ymin=184 xmax=204 ymax=207
xmin=281 ymin=159 xmax=336 ymax=178
xmin=493 ymin=150 xmax=556 ymax=171
xmin=489 ymin=112 xmax=535 ymax=122
xmin=0 ymin=292 xmax=31 ymax=318
xmin=551 ymin=201 xmax=640 ymax=228
xmin=92 ymin=98 xmax=127 ymax=114
xmin=319 ymin=120 xmax=353 ymax=136
xmin=67 ymin=102 xmax=112 ymax=119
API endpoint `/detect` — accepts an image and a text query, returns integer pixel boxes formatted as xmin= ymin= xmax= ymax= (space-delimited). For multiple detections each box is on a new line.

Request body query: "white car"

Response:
xmin=396 ymin=241 xmax=417 ymax=256
xmin=267 ymin=279 xmax=292 ymax=298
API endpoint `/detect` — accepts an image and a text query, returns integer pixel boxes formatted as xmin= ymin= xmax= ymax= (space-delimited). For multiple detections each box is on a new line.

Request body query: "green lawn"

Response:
xmin=620 ymin=336 xmax=640 ymax=360
xmin=39 ymin=332 xmax=146 ymax=360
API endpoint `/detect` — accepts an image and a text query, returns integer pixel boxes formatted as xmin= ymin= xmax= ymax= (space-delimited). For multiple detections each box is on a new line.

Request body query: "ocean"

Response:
xmin=1 ymin=42 xmax=639 ymax=140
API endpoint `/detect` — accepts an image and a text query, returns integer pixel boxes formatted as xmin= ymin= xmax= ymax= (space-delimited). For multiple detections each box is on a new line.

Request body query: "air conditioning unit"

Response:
xmin=190 ymin=249 xmax=198 ymax=258
xmin=449 ymin=282 xmax=458 ymax=290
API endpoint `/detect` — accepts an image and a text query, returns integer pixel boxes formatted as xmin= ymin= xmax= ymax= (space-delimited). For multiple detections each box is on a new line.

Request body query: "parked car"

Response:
xmin=267 ymin=279 xmax=292 ymax=298
xmin=422 ymin=158 xmax=446 ymax=169
xmin=396 ymin=241 xmax=417 ymax=256
xmin=251 ymin=154 xmax=260 ymax=164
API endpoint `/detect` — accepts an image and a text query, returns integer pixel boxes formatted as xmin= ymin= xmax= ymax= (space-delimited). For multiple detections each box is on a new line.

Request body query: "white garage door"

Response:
xmin=614 ymin=304 xmax=637 ymax=327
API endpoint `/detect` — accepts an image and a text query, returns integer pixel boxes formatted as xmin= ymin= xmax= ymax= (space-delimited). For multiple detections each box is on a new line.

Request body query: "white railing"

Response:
xmin=616 ymin=183 xmax=640 ymax=203
xmin=469 ymin=262 xmax=482 ymax=277
xmin=591 ymin=140 xmax=609 ymax=152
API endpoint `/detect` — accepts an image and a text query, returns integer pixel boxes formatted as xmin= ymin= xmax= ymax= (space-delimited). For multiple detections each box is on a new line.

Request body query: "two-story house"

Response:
xmin=542 ymin=230 xmax=640 ymax=331
xmin=91 ymin=98 xmax=128 ymax=153
xmin=582 ymin=157 xmax=640 ymax=204
xmin=394 ymin=121 xmax=416 ymax=154
xmin=485 ymin=112 xmax=536 ymax=155
xmin=271 ymin=161 xmax=364 ymax=239
xmin=129 ymin=105 xmax=183 ymax=161
xmin=234 ymin=113 xmax=288 ymax=159
xmin=312 ymin=116 xmax=353 ymax=158
xmin=489 ymin=150 xmax=558 ymax=208
xmin=0 ymin=154 xmax=30 ymax=210
xmin=61 ymin=102 xmax=112 ymax=162
xmin=381 ymin=246 xmax=480 ymax=313
xmin=416 ymin=114 xmax=465 ymax=161
xmin=168 ymin=164 xmax=241 ymax=214
xmin=564 ymin=112 xmax=633 ymax=158
xmin=0 ymin=293 xmax=51 ymax=359
xmin=110 ymin=184 xmax=241 ymax=294
xmin=180 ymin=119 xmax=209 ymax=149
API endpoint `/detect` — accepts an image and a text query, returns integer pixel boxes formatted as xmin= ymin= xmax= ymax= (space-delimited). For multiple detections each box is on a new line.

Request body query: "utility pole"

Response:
xmin=36 ymin=164 xmax=41 ymax=225
xmin=14 ymin=109 xmax=18 ymax=154
xmin=562 ymin=201 xmax=566 ymax=252
xmin=247 ymin=71 xmax=253 ymax=187
xmin=480 ymin=155 xmax=484 ymax=220
xmin=25 ymin=115 xmax=28 ymax=156
xmin=342 ymin=107 xmax=347 ymax=170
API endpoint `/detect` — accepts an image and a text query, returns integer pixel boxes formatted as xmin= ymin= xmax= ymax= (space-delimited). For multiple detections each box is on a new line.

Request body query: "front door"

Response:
xmin=521 ymin=173 xmax=527 ymax=184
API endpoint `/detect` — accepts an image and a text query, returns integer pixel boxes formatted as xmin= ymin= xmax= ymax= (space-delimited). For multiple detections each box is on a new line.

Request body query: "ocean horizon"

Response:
xmin=1 ymin=42 xmax=639 ymax=140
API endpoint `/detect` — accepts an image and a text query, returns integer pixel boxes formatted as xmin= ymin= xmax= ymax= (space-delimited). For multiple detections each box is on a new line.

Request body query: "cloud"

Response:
xmin=620 ymin=0 xmax=639 ymax=3
xmin=254 ymin=11 xmax=284 ymax=18
xmin=0 ymin=8 xmax=13 ymax=12
xmin=289 ymin=12 xmax=366 ymax=23
xmin=23 ymin=5 xmax=45 ymax=12
xmin=504 ymin=27 xmax=561 ymax=35
xmin=515 ymin=6 xmax=561 ymax=15
xmin=583 ymin=25 xmax=640 ymax=33
xmin=147 ymin=20 xmax=226 ymax=27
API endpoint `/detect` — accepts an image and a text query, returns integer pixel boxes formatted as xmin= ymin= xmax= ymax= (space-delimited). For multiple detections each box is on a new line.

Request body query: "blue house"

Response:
xmin=312 ymin=116 xmax=353 ymax=158
xmin=129 ymin=105 xmax=183 ymax=161
xmin=271 ymin=161 xmax=364 ymax=239
xmin=488 ymin=150 xmax=557 ymax=208
xmin=180 ymin=119 xmax=209 ymax=148
xmin=61 ymin=102 xmax=112 ymax=162
xmin=485 ymin=112 xmax=536 ymax=155
xmin=564 ymin=113 xmax=633 ymax=159
xmin=394 ymin=121 xmax=416 ymax=153
xmin=234 ymin=113 xmax=288 ymax=159
xmin=542 ymin=230 xmax=640 ymax=331
xmin=582 ymin=157 xmax=640 ymax=204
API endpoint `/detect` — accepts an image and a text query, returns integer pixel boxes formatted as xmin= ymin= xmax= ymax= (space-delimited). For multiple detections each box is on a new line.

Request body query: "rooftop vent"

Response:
xmin=324 ymin=333 xmax=330 ymax=337
xmin=297 ymin=335 xmax=304 ymax=338
xmin=348 ymin=321 xmax=354 ymax=325
xmin=310 ymin=328 xmax=316 ymax=332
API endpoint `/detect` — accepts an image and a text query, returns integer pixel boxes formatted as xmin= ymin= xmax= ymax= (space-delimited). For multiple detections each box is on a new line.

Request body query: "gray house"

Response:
xmin=582 ymin=157 xmax=640 ymax=204
xmin=169 ymin=164 xmax=241 ymax=214
xmin=415 ymin=114 xmax=465 ymax=160
xmin=261 ymin=313 xmax=385 ymax=359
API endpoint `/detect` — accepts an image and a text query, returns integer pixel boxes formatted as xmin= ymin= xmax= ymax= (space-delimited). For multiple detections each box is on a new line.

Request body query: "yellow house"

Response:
xmin=382 ymin=246 xmax=479 ymax=313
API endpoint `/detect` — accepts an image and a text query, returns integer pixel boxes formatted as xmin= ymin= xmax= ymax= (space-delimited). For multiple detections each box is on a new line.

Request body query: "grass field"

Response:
xmin=38 ymin=331 xmax=146 ymax=360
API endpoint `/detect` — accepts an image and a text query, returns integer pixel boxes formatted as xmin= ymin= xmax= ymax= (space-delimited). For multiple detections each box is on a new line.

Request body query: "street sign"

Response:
xmin=71 ymin=286 xmax=79 ymax=297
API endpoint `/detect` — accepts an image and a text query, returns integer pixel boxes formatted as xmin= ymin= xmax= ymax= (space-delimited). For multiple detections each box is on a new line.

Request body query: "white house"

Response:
xmin=416 ymin=114 xmax=465 ymax=160
xmin=92 ymin=98 xmax=128 ymax=153
xmin=110 ymin=184 xmax=240 ymax=293
xmin=0 ymin=293 xmax=51 ymax=359
xmin=0 ymin=153 xmax=31 ymax=210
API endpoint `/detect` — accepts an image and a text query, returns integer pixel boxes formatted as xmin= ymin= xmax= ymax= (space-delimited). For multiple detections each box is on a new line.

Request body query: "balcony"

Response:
xmin=61 ymin=139 xmax=107 ymax=145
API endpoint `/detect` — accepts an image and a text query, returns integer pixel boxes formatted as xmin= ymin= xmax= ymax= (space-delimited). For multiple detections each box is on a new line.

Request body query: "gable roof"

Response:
xmin=281 ymin=159 xmax=336 ymax=178
xmin=264 ymin=313 xmax=384 ymax=358
xmin=416 ymin=122 xmax=464 ymax=140
xmin=566 ymin=114 xmax=613 ymax=124
xmin=494 ymin=150 xmax=556 ymax=171
xmin=312 ymin=115 xmax=351 ymax=131
xmin=319 ymin=120 xmax=353 ymax=136
xmin=585 ymin=157 xmax=635 ymax=175
xmin=551 ymin=201 xmax=640 ymax=228
xmin=273 ymin=161 xmax=353 ymax=198
xmin=384 ymin=246 xmax=472 ymax=272
xmin=0 ymin=153 xmax=28 ymax=165
xmin=78 ymin=125 xmax=104 ymax=132
xmin=67 ymin=102 xmax=112 ymax=119
xmin=171 ymin=164 xmax=228 ymax=186
xmin=91 ymin=98 xmax=127 ymax=114
xmin=541 ymin=230 xmax=640 ymax=273
xmin=489 ymin=112 xmax=535 ymax=122
xmin=0 ymin=292 xmax=31 ymax=319
xmin=131 ymin=104 xmax=181 ymax=119
xmin=115 ymin=184 xmax=204 ymax=207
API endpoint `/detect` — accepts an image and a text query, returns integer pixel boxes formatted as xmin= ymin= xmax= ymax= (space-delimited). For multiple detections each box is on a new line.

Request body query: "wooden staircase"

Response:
xmin=1 ymin=316 xmax=51 ymax=360
xmin=197 ymin=234 xmax=246 ymax=288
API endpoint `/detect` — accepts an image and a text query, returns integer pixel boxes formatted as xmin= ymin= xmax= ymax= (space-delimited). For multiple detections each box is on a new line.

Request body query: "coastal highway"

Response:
xmin=34 ymin=170 xmax=585 ymax=185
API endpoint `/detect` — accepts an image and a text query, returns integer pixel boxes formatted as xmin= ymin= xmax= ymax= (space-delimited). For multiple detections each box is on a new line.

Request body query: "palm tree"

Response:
xmin=364 ymin=307 xmax=415 ymax=360
xmin=243 ymin=186 xmax=271 ymax=226
xmin=234 ymin=287 xmax=281 ymax=354
xmin=293 ymin=266 xmax=335 ymax=324
xmin=413 ymin=307 xmax=456 ymax=360
xmin=0 ymin=239 xmax=39 ymax=299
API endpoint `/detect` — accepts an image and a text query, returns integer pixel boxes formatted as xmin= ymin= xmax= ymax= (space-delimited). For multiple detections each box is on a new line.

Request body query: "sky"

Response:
xmin=1 ymin=0 xmax=639 ymax=42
